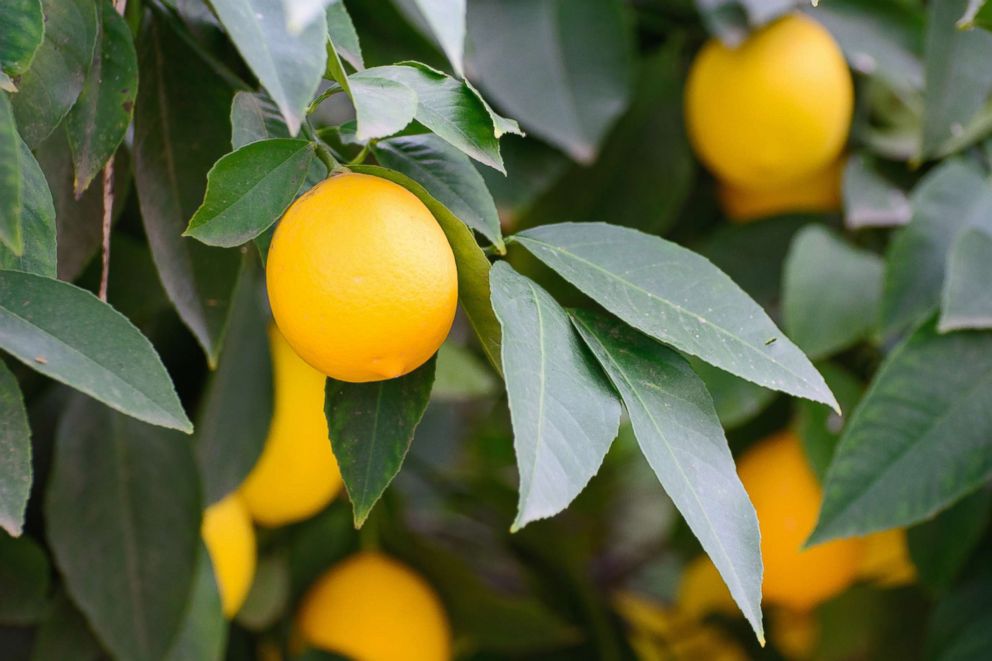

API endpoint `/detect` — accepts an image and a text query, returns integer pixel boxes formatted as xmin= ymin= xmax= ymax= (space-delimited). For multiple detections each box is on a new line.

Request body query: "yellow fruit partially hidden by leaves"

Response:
xmin=769 ymin=608 xmax=819 ymax=660
xmin=719 ymin=158 xmax=843 ymax=223
xmin=686 ymin=14 xmax=853 ymax=190
xmin=202 ymin=492 xmax=257 ymax=618
xmin=858 ymin=528 xmax=916 ymax=587
xmin=240 ymin=328 xmax=343 ymax=527
xmin=678 ymin=555 xmax=739 ymax=620
xmin=297 ymin=551 xmax=451 ymax=661
xmin=738 ymin=432 xmax=864 ymax=611
xmin=266 ymin=173 xmax=458 ymax=383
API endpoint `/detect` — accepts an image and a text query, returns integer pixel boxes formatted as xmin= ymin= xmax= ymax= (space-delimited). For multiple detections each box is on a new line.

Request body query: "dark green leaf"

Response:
xmin=31 ymin=592 xmax=105 ymax=661
xmin=690 ymin=358 xmax=775 ymax=430
xmin=909 ymin=489 xmax=991 ymax=593
xmin=185 ymin=139 xmax=316 ymax=247
xmin=782 ymin=226 xmax=884 ymax=359
xmin=810 ymin=320 xmax=992 ymax=544
xmin=346 ymin=69 xmax=418 ymax=141
xmin=0 ymin=137 xmax=56 ymax=276
xmin=401 ymin=0 xmax=466 ymax=75
xmin=921 ymin=0 xmax=992 ymax=158
xmin=939 ymin=227 xmax=992 ymax=331
xmin=64 ymin=0 xmax=137 ymax=196
xmin=571 ymin=309 xmax=764 ymax=643
xmin=235 ymin=552 xmax=289 ymax=631
xmin=326 ymin=0 xmax=364 ymax=70
xmin=490 ymin=263 xmax=621 ymax=530
xmin=925 ymin=574 xmax=992 ymax=660
xmin=134 ymin=14 xmax=242 ymax=366
xmin=0 ymin=270 xmax=192 ymax=432
xmin=796 ymin=362 xmax=865 ymax=482
xmin=467 ymin=0 xmax=632 ymax=162
xmin=0 ymin=361 xmax=30 ymax=537
xmin=373 ymin=134 xmax=503 ymax=249
xmin=350 ymin=164 xmax=502 ymax=372
xmin=326 ymin=357 xmax=436 ymax=526
xmin=231 ymin=91 xmax=291 ymax=149
xmin=431 ymin=342 xmax=498 ymax=401
xmin=842 ymin=153 xmax=912 ymax=229
xmin=514 ymin=222 xmax=838 ymax=410
xmin=0 ymin=93 xmax=21 ymax=255
xmin=0 ymin=532 xmax=49 ymax=625
xmin=195 ymin=262 xmax=272 ymax=504
xmin=211 ymin=0 xmax=326 ymax=134
xmin=698 ymin=0 xmax=796 ymax=46
xmin=10 ymin=0 xmax=98 ymax=148
xmin=882 ymin=160 xmax=992 ymax=340
xmin=163 ymin=547 xmax=225 ymax=661
xmin=45 ymin=396 xmax=201 ymax=661
xmin=0 ymin=0 xmax=44 ymax=77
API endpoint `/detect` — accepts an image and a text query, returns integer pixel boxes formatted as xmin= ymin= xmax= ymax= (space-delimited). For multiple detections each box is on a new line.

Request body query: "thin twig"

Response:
xmin=98 ymin=0 xmax=129 ymax=301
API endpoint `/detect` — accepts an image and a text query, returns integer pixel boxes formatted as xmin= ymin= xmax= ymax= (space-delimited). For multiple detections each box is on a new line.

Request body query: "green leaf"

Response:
xmin=921 ymin=0 xmax=992 ymax=158
xmin=163 ymin=547 xmax=225 ymax=661
xmin=514 ymin=222 xmax=838 ymax=411
xmin=782 ymin=226 xmax=884 ymax=360
xmin=0 ymin=532 xmax=50 ymax=625
xmin=31 ymin=592 xmax=105 ymax=661
xmin=908 ymin=489 xmax=991 ymax=593
xmin=350 ymin=164 xmax=502 ymax=372
xmin=325 ymin=357 xmax=436 ymax=527
xmin=185 ymin=139 xmax=316 ymax=247
xmin=925 ymin=575 xmax=992 ymax=660
xmin=842 ymin=153 xmax=912 ymax=229
xmin=0 ymin=270 xmax=192 ymax=432
xmin=236 ymin=552 xmax=290 ymax=631
xmin=795 ymin=362 xmax=865 ymax=483
xmin=45 ymin=396 xmax=202 ymax=661
xmin=326 ymin=0 xmax=364 ymax=70
xmin=0 ymin=93 xmax=23 ymax=255
xmin=467 ymin=0 xmax=632 ymax=162
xmin=882 ymin=160 xmax=992 ymax=340
xmin=211 ymin=0 xmax=327 ymax=135
xmin=489 ymin=263 xmax=621 ymax=530
xmin=367 ymin=62 xmax=522 ymax=171
xmin=0 ymin=138 xmax=56 ymax=277
xmin=939 ymin=227 xmax=992 ymax=332
xmin=283 ymin=0 xmax=333 ymax=33
xmin=10 ymin=0 xmax=98 ymax=148
xmin=571 ymin=309 xmax=764 ymax=643
xmin=134 ymin=14 xmax=242 ymax=366
xmin=0 ymin=361 xmax=30 ymax=537
xmin=372 ymin=134 xmax=503 ymax=249
xmin=810 ymin=319 xmax=992 ymax=544
xmin=431 ymin=342 xmax=498 ymax=401
xmin=959 ymin=0 xmax=992 ymax=30
xmin=690 ymin=358 xmax=776 ymax=430
xmin=347 ymin=69 xmax=418 ymax=141
xmin=0 ymin=0 xmax=44 ymax=77
xmin=400 ymin=0 xmax=466 ymax=76
xmin=231 ymin=91 xmax=291 ymax=149
xmin=64 ymin=0 xmax=138 ymax=196
xmin=194 ymin=262 xmax=272 ymax=504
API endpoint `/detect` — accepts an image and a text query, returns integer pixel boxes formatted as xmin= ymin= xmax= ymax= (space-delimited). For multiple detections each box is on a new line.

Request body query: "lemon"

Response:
xmin=297 ymin=551 xmax=451 ymax=661
xmin=686 ymin=14 xmax=853 ymax=190
xmin=738 ymin=431 xmax=863 ymax=611
xmin=719 ymin=157 xmax=843 ymax=223
xmin=202 ymin=492 xmax=256 ymax=617
xmin=266 ymin=173 xmax=458 ymax=383
xmin=240 ymin=328 xmax=343 ymax=527
xmin=858 ymin=528 xmax=916 ymax=587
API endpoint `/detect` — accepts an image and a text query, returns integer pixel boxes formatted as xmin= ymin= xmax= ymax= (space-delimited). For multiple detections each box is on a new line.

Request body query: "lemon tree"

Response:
xmin=1 ymin=0 xmax=992 ymax=660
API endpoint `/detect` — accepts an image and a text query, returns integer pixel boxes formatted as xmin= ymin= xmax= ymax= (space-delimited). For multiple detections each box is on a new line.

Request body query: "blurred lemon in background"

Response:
xmin=719 ymin=158 xmax=844 ymax=222
xmin=202 ymin=492 xmax=256 ymax=618
xmin=858 ymin=528 xmax=916 ymax=587
xmin=297 ymin=551 xmax=451 ymax=661
xmin=685 ymin=14 xmax=853 ymax=190
xmin=677 ymin=555 xmax=739 ymax=620
xmin=240 ymin=328 xmax=343 ymax=527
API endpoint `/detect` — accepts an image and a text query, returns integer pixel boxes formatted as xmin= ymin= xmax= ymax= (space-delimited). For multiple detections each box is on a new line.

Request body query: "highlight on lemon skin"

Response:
xmin=719 ymin=157 xmax=844 ymax=223
xmin=297 ymin=551 xmax=452 ymax=661
xmin=202 ymin=492 xmax=257 ymax=618
xmin=240 ymin=328 xmax=343 ymax=527
xmin=685 ymin=13 xmax=853 ymax=190
xmin=265 ymin=172 xmax=458 ymax=383
xmin=738 ymin=431 xmax=864 ymax=612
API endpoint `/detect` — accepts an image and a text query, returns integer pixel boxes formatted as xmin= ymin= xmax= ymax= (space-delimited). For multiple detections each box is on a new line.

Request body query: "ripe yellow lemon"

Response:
xmin=240 ymin=328 xmax=343 ymax=527
xmin=266 ymin=173 xmax=458 ymax=383
xmin=685 ymin=14 xmax=853 ymax=189
xmin=858 ymin=528 xmax=916 ymax=587
xmin=297 ymin=551 xmax=451 ymax=661
xmin=738 ymin=431 xmax=863 ymax=611
xmin=719 ymin=157 xmax=843 ymax=223
xmin=202 ymin=492 xmax=256 ymax=617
